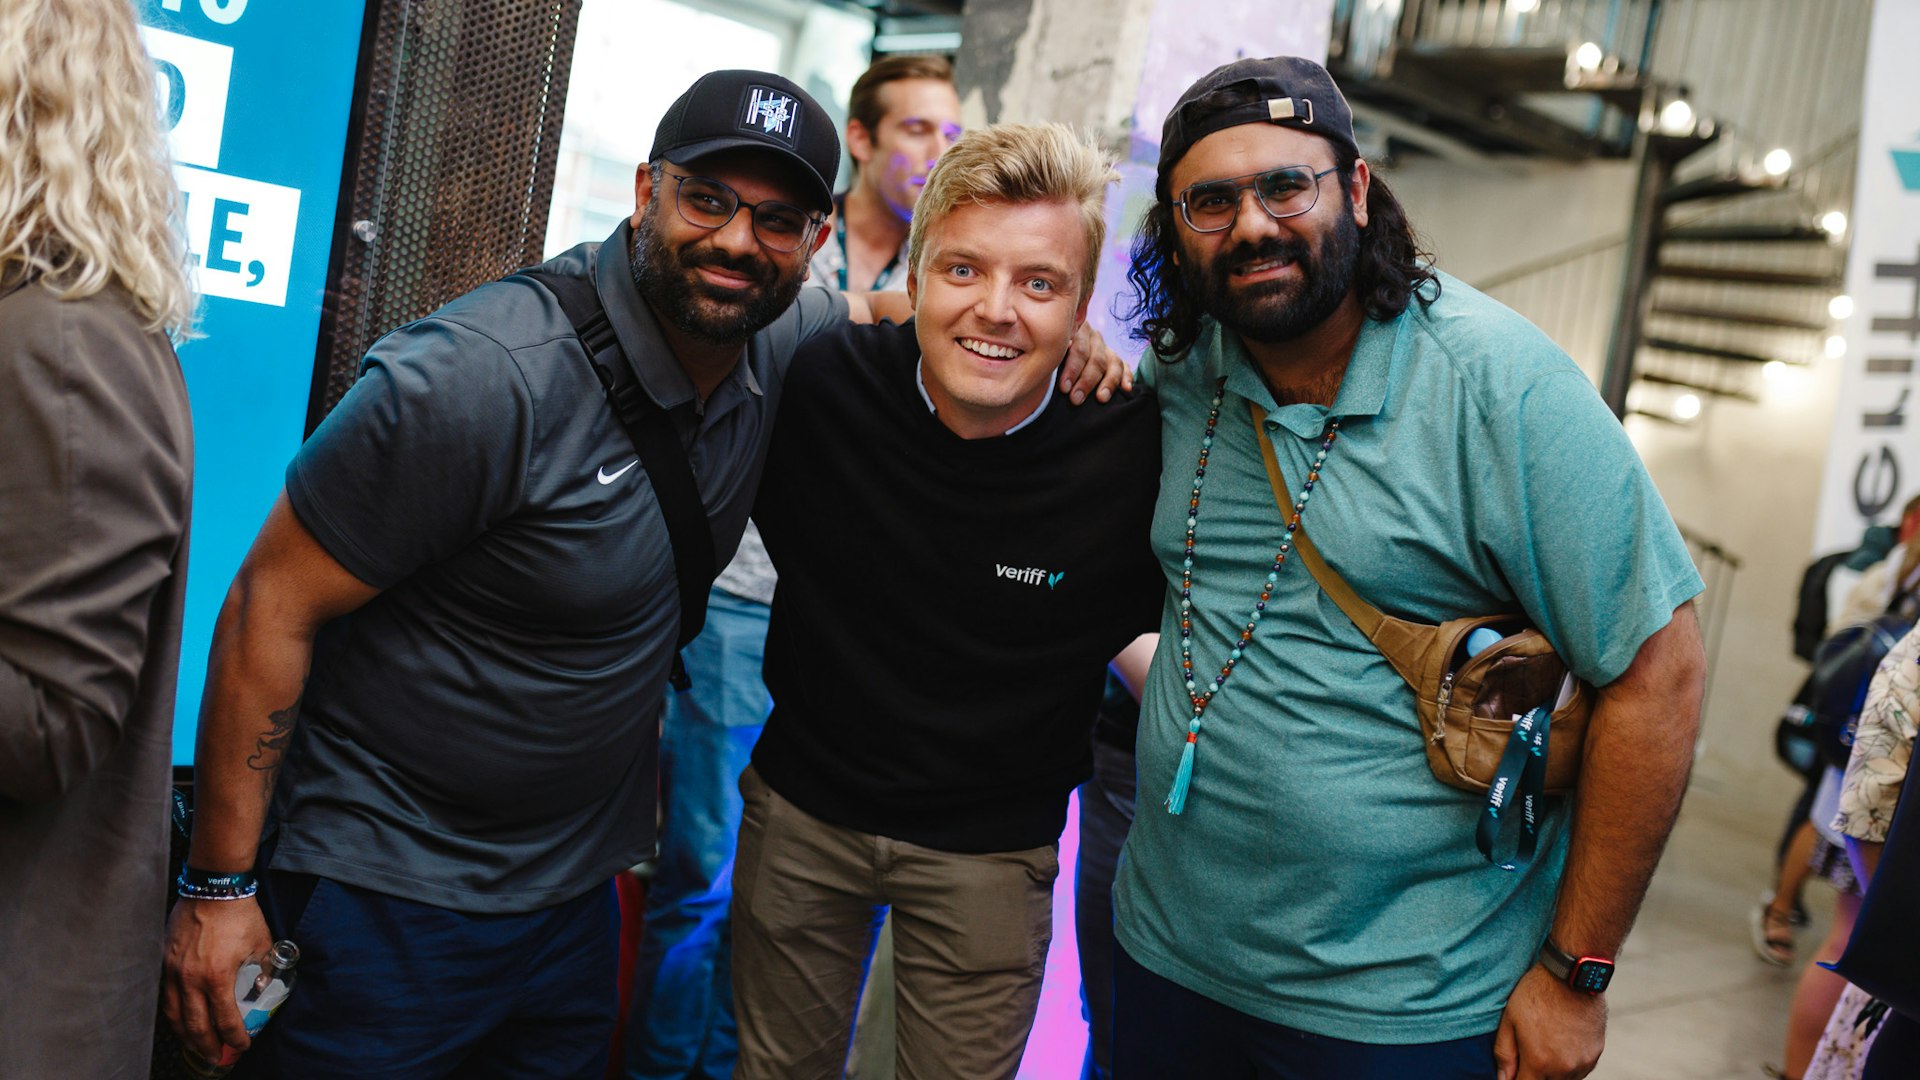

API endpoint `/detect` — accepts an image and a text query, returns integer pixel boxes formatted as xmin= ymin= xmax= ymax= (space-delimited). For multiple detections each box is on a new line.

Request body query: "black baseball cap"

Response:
xmin=650 ymin=70 xmax=839 ymax=212
xmin=1156 ymin=57 xmax=1359 ymax=200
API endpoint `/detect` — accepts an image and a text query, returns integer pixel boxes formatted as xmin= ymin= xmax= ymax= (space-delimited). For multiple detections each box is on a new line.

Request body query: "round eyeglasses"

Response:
xmin=666 ymin=172 xmax=823 ymax=253
xmin=1174 ymin=166 xmax=1340 ymax=233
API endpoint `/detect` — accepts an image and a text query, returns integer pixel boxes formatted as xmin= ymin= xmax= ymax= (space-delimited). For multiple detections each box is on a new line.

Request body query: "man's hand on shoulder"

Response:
xmin=1493 ymin=964 xmax=1606 ymax=1080
xmin=1060 ymin=322 xmax=1132 ymax=405
xmin=844 ymin=290 xmax=913 ymax=326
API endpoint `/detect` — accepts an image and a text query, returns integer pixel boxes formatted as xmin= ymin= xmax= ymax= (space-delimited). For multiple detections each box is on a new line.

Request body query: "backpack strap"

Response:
xmin=516 ymin=267 xmax=716 ymax=674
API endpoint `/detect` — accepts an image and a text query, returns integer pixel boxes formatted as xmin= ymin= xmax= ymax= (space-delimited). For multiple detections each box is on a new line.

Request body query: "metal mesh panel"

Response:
xmin=310 ymin=0 xmax=583 ymax=428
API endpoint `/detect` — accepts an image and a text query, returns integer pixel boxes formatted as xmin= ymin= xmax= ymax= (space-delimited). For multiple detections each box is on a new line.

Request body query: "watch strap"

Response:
xmin=1539 ymin=938 xmax=1613 ymax=993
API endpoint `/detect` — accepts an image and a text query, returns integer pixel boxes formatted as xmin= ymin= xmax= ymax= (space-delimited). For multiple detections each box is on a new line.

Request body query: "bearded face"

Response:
xmin=629 ymin=191 xmax=810 ymax=348
xmin=1178 ymin=191 xmax=1360 ymax=346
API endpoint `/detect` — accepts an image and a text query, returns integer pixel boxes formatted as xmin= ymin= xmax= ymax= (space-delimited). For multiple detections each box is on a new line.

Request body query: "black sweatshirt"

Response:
xmin=751 ymin=318 xmax=1163 ymax=853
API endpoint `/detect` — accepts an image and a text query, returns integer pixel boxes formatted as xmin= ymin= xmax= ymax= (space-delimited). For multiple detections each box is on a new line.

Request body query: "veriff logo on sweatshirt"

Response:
xmin=997 ymin=564 xmax=1065 ymax=589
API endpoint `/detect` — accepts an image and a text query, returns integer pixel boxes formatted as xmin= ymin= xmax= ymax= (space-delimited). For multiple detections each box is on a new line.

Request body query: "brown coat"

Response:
xmin=0 ymin=277 xmax=193 ymax=1077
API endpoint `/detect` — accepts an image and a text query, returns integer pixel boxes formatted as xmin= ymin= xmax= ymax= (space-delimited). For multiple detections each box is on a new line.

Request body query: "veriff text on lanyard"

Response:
xmin=1477 ymin=706 xmax=1550 ymax=870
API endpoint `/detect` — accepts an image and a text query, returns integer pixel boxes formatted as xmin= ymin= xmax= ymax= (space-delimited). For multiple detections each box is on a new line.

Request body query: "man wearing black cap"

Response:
xmin=158 ymin=70 xmax=1124 ymax=1080
xmin=1107 ymin=57 xmax=1707 ymax=1079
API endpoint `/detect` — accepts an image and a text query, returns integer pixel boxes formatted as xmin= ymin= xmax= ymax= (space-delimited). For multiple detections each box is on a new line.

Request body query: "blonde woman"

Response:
xmin=0 ymin=1 xmax=196 ymax=1076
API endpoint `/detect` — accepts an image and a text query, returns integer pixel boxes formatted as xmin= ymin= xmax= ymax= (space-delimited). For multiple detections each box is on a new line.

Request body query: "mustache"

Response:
xmin=1215 ymin=236 xmax=1312 ymax=276
xmin=682 ymin=245 xmax=777 ymax=285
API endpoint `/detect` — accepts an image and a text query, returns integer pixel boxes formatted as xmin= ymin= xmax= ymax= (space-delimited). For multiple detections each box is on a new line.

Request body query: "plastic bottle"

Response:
xmin=178 ymin=939 xmax=300 ymax=1078
xmin=1466 ymin=627 xmax=1504 ymax=656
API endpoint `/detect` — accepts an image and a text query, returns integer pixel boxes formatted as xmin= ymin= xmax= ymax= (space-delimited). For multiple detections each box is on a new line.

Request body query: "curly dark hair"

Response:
xmin=1122 ymin=143 xmax=1437 ymax=360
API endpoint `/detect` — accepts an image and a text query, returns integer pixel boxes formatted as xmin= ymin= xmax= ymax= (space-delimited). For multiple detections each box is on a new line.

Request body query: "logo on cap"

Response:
xmin=742 ymin=86 xmax=800 ymax=143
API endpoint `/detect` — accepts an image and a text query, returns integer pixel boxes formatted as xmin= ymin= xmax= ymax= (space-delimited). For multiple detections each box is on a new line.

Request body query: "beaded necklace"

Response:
xmin=1165 ymin=376 xmax=1342 ymax=815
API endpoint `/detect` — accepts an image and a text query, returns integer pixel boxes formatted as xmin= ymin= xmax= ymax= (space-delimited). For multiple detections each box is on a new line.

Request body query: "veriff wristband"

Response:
xmin=176 ymin=866 xmax=258 ymax=901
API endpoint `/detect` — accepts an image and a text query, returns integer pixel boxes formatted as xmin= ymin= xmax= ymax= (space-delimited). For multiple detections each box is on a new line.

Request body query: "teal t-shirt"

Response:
xmin=1112 ymin=271 xmax=1704 ymax=1043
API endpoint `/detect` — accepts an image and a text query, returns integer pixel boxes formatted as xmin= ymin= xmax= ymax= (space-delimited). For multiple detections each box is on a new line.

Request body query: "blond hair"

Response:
xmin=908 ymin=123 xmax=1117 ymax=297
xmin=0 ymin=0 xmax=196 ymax=340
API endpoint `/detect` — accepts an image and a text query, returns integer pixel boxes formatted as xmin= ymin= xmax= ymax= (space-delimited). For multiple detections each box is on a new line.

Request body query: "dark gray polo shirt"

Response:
xmin=275 ymin=221 xmax=845 ymax=913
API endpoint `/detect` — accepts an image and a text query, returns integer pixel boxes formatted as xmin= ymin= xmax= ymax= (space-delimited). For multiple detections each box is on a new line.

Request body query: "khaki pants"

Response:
xmin=731 ymin=766 xmax=1056 ymax=1080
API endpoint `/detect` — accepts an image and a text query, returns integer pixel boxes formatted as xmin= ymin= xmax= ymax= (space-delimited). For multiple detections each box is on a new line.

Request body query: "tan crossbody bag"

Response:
xmin=1251 ymin=403 xmax=1593 ymax=795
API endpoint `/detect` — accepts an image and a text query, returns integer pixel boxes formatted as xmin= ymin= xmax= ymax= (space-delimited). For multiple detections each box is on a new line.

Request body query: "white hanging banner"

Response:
xmin=1814 ymin=0 xmax=1920 ymax=555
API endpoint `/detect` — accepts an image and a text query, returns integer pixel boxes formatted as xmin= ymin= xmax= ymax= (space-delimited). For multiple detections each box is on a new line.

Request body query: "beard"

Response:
xmin=1182 ymin=202 xmax=1360 ymax=345
xmin=629 ymin=202 xmax=805 ymax=347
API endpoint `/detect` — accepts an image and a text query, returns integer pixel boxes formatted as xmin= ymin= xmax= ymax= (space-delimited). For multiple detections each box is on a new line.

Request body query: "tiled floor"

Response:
xmin=1601 ymin=779 xmax=1831 ymax=1080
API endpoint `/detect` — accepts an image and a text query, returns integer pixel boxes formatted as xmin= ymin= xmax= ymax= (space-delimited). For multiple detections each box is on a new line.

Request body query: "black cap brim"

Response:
xmin=665 ymin=135 xmax=834 ymax=213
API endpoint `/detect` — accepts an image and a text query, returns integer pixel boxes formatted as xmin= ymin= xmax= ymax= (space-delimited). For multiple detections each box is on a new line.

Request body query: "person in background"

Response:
xmin=1774 ymin=548 xmax=1920 ymax=1080
xmin=810 ymin=54 xmax=962 ymax=295
xmin=0 ymin=1 xmax=197 ymax=1076
xmin=1799 ymin=622 xmax=1920 ymax=1078
xmin=1757 ymin=512 xmax=1911 ymax=971
xmin=1833 ymin=499 xmax=1920 ymax=631
xmin=625 ymin=55 xmax=964 ymax=1080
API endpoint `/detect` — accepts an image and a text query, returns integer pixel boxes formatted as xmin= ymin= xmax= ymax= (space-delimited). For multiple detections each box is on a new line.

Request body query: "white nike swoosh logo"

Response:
xmin=597 ymin=460 xmax=639 ymax=485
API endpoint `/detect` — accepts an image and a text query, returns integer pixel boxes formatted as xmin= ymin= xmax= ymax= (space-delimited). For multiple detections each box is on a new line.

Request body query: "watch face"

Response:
xmin=1570 ymin=959 xmax=1614 ymax=993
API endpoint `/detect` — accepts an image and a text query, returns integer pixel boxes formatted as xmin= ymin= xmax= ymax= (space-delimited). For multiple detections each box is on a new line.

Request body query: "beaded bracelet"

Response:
xmin=176 ymin=867 xmax=259 ymax=901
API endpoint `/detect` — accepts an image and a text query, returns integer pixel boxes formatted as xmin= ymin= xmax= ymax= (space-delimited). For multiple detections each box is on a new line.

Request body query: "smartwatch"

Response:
xmin=1538 ymin=938 xmax=1614 ymax=994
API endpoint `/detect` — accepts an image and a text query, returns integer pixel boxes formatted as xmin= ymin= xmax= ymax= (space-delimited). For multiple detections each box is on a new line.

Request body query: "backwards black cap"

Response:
xmin=1156 ymin=56 xmax=1359 ymax=201
xmin=650 ymin=70 xmax=839 ymax=212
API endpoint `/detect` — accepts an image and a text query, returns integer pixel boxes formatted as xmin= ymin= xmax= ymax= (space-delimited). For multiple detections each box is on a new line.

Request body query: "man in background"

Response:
xmin=810 ymin=54 xmax=962 ymax=293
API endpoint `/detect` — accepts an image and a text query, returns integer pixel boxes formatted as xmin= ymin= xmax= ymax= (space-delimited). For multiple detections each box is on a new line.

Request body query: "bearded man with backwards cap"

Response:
xmin=159 ymin=69 xmax=1120 ymax=1080
xmin=1109 ymin=57 xmax=1707 ymax=1080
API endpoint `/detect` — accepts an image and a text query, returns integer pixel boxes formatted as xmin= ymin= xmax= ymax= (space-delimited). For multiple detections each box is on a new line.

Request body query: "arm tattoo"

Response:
xmin=247 ymin=690 xmax=303 ymax=797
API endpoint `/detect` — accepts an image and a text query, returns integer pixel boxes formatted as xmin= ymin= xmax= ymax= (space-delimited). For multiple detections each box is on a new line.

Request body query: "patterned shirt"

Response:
xmin=1836 ymin=623 xmax=1920 ymax=843
xmin=808 ymin=194 xmax=913 ymax=294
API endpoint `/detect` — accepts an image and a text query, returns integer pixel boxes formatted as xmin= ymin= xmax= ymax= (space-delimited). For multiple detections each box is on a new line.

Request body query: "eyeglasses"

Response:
xmin=1174 ymin=166 xmax=1340 ymax=233
xmin=665 ymin=172 xmax=823 ymax=253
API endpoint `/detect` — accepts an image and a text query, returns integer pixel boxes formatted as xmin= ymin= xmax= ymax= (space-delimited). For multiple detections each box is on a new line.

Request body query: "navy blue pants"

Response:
xmin=238 ymin=866 xmax=620 ymax=1080
xmin=1076 ymin=734 xmax=1136 ymax=1080
xmin=1112 ymin=945 xmax=1498 ymax=1080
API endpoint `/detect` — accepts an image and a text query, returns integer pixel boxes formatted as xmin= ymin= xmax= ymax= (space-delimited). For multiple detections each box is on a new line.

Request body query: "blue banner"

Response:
xmin=137 ymin=0 xmax=367 ymax=765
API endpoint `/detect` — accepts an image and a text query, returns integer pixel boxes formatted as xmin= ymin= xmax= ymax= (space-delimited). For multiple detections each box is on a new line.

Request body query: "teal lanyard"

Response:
xmin=833 ymin=211 xmax=901 ymax=292
xmin=1476 ymin=706 xmax=1550 ymax=870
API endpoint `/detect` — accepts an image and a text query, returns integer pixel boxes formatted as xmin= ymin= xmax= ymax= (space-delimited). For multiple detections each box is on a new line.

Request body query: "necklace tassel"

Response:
xmin=1166 ymin=733 xmax=1198 ymax=814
